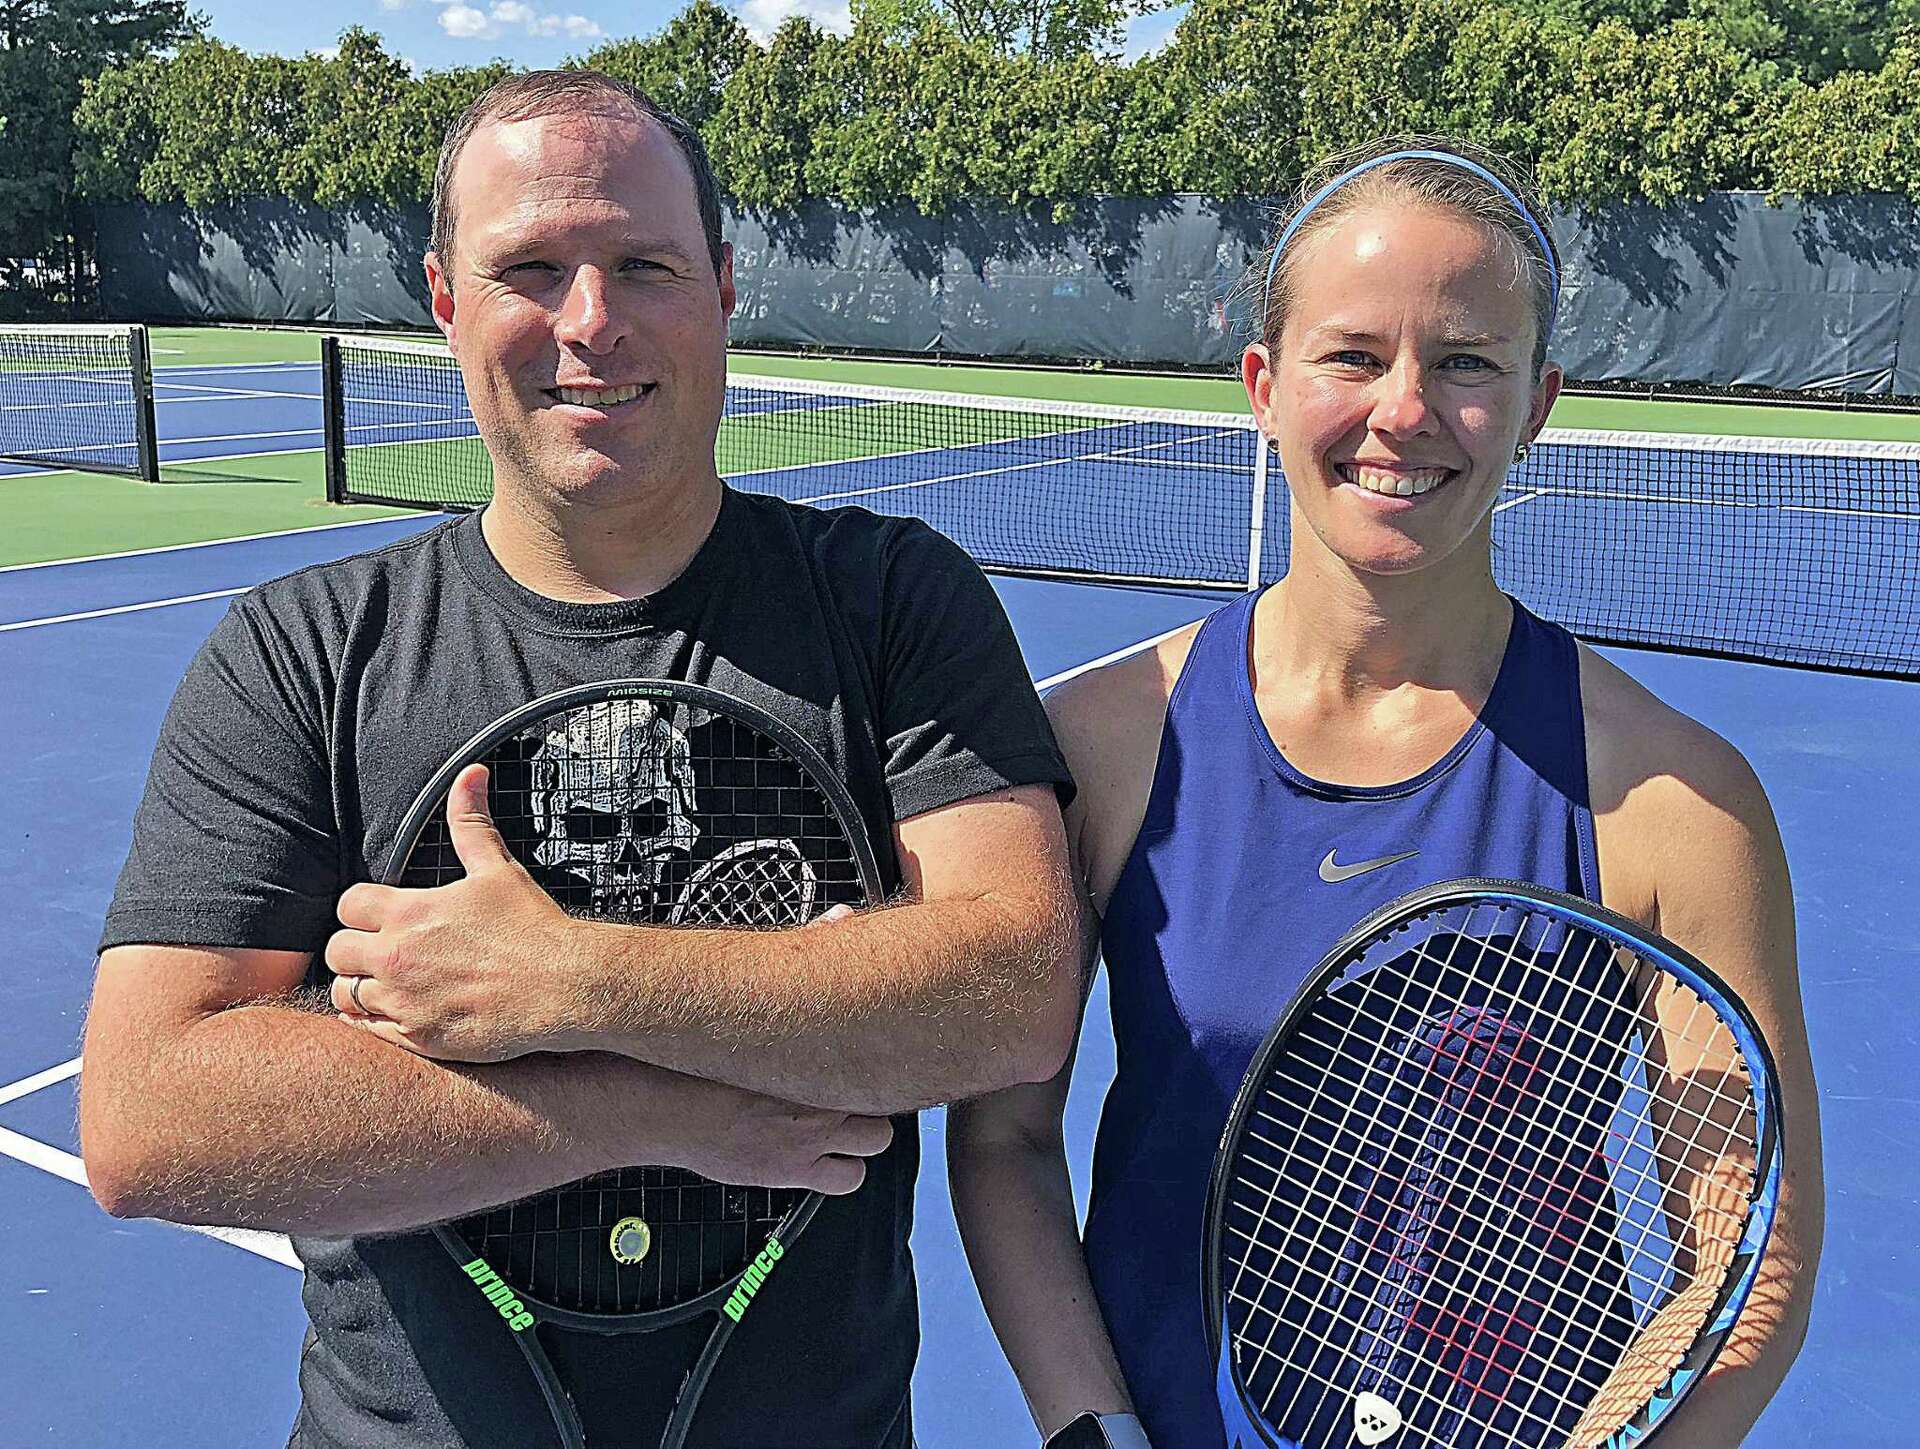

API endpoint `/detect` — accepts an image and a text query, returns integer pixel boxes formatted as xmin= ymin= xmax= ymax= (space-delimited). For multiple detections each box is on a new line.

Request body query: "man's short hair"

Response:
xmin=429 ymin=69 xmax=725 ymax=280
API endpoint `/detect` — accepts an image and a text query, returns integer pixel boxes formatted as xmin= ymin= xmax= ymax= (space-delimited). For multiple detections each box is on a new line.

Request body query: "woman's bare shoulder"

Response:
xmin=1046 ymin=621 xmax=1205 ymax=908
xmin=1579 ymin=644 xmax=1784 ymax=927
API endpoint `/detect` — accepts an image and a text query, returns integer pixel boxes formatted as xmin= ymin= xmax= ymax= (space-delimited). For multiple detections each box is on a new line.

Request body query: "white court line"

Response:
xmin=0 ymin=515 xmax=415 ymax=575
xmin=153 ymin=381 xmax=322 ymax=404
xmin=1 ymin=586 xmax=249 ymax=632
xmin=0 ymin=1055 xmax=80 ymax=1106
xmin=0 ymin=422 xmax=380 ymax=483
xmin=154 ymin=361 xmax=312 ymax=375
xmin=1036 ymin=622 xmax=1196 ymax=691
xmin=0 ymin=1122 xmax=298 ymax=1268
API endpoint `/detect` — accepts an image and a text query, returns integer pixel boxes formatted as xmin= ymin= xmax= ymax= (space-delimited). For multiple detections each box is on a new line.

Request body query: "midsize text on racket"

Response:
xmin=1204 ymin=879 xmax=1782 ymax=1449
xmin=379 ymin=679 xmax=884 ymax=1449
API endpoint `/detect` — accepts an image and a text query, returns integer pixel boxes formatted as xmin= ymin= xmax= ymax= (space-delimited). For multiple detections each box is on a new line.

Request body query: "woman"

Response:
xmin=948 ymin=137 xmax=1822 ymax=1449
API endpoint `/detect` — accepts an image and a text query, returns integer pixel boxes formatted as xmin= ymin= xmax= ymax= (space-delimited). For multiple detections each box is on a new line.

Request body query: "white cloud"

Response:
xmin=733 ymin=0 xmax=852 ymax=43
xmin=436 ymin=0 xmax=604 ymax=40
xmin=439 ymin=2 xmax=496 ymax=38
xmin=527 ymin=9 xmax=603 ymax=36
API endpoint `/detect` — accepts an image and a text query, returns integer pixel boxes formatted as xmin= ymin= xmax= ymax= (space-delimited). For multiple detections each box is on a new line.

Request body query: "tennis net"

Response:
xmin=0 ymin=323 xmax=160 ymax=480
xmin=322 ymin=335 xmax=1920 ymax=679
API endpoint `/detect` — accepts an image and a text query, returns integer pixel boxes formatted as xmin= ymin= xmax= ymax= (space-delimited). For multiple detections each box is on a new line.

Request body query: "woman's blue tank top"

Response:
xmin=1083 ymin=591 xmax=1599 ymax=1446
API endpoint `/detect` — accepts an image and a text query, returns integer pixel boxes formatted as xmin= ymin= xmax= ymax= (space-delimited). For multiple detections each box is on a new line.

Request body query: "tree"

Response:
xmin=1539 ymin=19 xmax=1791 ymax=207
xmin=1298 ymin=0 xmax=1484 ymax=160
xmin=580 ymin=0 xmax=749 ymax=131
xmin=77 ymin=38 xmax=306 ymax=206
xmin=1685 ymin=0 xmax=1920 ymax=83
xmin=0 ymin=0 xmax=196 ymax=291
xmin=1440 ymin=3 xmax=1582 ymax=165
xmin=291 ymin=29 xmax=420 ymax=207
xmin=1770 ymin=27 xmax=1920 ymax=198
xmin=708 ymin=17 xmax=828 ymax=207
xmin=1144 ymin=0 xmax=1318 ymax=197
xmin=801 ymin=19 xmax=923 ymax=208
xmin=854 ymin=0 xmax=1154 ymax=61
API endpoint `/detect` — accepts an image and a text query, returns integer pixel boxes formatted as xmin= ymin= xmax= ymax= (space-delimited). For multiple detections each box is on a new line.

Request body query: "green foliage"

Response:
xmin=62 ymin=0 xmax=1920 ymax=228
xmin=1541 ymin=19 xmax=1790 ymax=206
xmin=871 ymin=0 xmax=1156 ymax=60
xmin=708 ymin=18 xmax=826 ymax=208
xmin=80 ymin=38 xmax=305 ymax=206
xmin=292 ymin=28 xmax=421 ymax=207
xmin=1771 ymin=27 xmax=1920 ymax=195
xmin=75 ymin=29 xmax=508 ymax=210
xmin=1299 ymin=0 xmax=1488 ymax=153
xmin=800 ymin=20 xmax=922 ymax=208
xmin=1686 ymin=0 xmax=1918 ymax=82
xmin=1140 ymin=0 xmax=1315 ymax=196
xmin=579 ymin=0 xmax=748 ymax=130
xmin=2 ymin=0 xmax=195 ymax=265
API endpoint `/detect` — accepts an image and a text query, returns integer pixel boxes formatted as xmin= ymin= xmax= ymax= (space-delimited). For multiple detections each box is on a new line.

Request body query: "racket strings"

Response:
xmin=401 ymin=697 xmax=868 ymax=1319
xmin=1237 ymin=937 xmax=1756 ymax=1257
xmin=456 ymin=1170 xmax=809 ymax=1314
xmin=1230 ymin=919 xmax=1623 ymax=1443
xmin=1228 ymin=940 xmax=1758 ymax=1443
xmin=1259 ymin=915 xmax=1623 ymax=1431
xmin=1233 ymin=981 xmax=1755 ymax=1307
xmin=1220 ymin=902 xmax=1763 ymax=1446
xmin=1286 ymin=922 xmax=1736 ymax=1440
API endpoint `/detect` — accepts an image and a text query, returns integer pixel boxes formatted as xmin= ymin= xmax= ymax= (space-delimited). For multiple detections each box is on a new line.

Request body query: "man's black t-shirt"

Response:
xmin=101 ymin=489 xmax=1072 ymax=1449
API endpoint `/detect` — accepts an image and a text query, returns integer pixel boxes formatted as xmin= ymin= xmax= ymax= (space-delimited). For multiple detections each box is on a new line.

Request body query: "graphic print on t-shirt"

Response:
xmin=410 ymin=696 xmax=819 ymax=931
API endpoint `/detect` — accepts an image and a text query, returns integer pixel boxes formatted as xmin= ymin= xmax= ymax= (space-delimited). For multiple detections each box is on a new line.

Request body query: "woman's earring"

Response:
xmin=1513 ymin=442 xmax=1532 ymax=464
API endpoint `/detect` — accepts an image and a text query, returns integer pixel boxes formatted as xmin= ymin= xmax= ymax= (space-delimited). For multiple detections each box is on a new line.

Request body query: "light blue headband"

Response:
xmin=1262 ymin=149 xmax=1560 ymax=319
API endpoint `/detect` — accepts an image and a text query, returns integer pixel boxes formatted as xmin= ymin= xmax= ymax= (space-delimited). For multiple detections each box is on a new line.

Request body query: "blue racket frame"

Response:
xmin=1203 ymin=878 xmax=1784 ymax=1448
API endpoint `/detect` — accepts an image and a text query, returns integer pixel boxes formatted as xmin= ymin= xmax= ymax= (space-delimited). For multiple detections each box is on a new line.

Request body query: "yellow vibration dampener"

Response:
xmin=609 ymin=1216 xmax=653 ymax=1265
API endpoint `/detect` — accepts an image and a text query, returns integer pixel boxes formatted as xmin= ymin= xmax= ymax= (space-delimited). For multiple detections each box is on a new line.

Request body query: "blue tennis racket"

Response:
xmin=1205 ymin=879 xmax=1782 ymax=1448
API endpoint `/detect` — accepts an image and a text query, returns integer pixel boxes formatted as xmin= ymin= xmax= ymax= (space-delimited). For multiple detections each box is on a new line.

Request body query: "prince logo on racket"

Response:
xmin=81 ymin=68 xmax=1079 ymax=1449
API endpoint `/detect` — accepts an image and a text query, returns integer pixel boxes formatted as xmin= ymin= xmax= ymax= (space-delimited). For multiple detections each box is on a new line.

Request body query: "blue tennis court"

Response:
xmin=324 ymin=338 xmax=1920 ymax=679
xmin=1 ymin=355 xmax=1915 ymax=1444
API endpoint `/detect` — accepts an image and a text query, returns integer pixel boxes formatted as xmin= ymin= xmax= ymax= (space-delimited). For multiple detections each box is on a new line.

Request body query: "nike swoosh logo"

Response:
xmin=1318 ymin=848 xmax=1420 ymax=883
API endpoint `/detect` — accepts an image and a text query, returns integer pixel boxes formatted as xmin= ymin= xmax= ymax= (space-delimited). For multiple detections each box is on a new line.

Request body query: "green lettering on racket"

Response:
xmin=460 ymin=1257 xmax=538 ymax=1331
xmin=721 ymin=1238 xmax=787 ymax=1323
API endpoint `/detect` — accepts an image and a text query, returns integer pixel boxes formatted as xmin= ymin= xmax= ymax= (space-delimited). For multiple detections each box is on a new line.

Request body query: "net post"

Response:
xmin=1246 ymin=429 xmax=1271 ymax=592
xmin=128 ymin=324 xmax=161 ymax=483
xmin=321 ymin=335 xmax=347 ymax=504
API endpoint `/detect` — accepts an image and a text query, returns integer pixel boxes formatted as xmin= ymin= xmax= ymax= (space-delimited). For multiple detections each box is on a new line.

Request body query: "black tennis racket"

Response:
xmin=1206 ymin=879 xmax=1783 ymax=1449
xmin=382 ymin=679 xmax=884 ymax=1449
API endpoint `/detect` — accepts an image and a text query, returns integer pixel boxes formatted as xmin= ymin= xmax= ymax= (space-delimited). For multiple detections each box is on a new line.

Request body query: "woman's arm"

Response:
xmin=946 ymin=640 xmax=1191 ymax=1442
xmin=1584 ymin=651 xmax=1824 ymax=1446
xmin=949 ymin=1042 xmax=1141 ymax=1437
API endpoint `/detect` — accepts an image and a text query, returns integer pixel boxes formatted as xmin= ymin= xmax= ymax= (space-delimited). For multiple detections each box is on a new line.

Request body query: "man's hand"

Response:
xmin=642 ymin=1067 xmax=895 ymax=1195
xmin=328 ymin=763 xmax=585 ymax=1061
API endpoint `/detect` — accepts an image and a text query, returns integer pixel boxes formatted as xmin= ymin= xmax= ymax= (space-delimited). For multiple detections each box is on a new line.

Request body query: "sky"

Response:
xmin=188 ymin=0 xmax=1185 ymax=73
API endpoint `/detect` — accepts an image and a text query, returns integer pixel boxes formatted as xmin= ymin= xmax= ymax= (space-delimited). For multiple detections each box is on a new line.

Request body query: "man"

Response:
xmin=79 ymin=71 xmax=1079 ymax=1448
